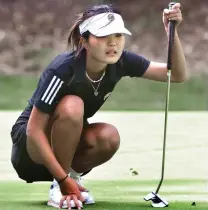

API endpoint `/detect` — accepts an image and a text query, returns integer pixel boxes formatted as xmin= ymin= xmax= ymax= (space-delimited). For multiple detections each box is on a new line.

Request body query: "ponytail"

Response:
xmin=67 ymin=14 xmax=83 ymax=57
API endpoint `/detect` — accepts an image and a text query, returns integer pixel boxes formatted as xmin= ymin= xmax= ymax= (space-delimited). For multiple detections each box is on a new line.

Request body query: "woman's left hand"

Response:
xmin=163 ymin=3 xmax=183 ymax=33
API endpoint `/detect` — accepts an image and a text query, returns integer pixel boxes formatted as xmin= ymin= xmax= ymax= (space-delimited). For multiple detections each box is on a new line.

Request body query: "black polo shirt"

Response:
xmin=15 ymin=49 xmax=150 ymax=123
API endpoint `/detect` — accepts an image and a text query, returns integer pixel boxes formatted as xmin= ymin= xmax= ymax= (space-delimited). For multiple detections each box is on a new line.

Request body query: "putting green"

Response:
xmin=0 ymin=112 xmax=207 ymax=209
xmin=0 ymin=180 xmax=207 ymax=210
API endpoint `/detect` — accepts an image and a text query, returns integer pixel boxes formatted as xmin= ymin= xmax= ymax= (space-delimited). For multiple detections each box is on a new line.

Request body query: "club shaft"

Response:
xmin=155 ymin=70 xmax=171 ymax=194
xmin=155 ymin=5 xmax=176 ymax=194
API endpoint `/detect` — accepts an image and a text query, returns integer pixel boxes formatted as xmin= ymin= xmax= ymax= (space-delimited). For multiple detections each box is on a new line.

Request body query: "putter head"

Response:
xmin=144 ymin=192 xmax=168 ymax=208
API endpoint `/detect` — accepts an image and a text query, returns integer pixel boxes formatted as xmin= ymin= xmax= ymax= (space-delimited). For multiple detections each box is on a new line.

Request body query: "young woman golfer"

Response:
xmin=10 ymin=3 xmax=187 ymax=209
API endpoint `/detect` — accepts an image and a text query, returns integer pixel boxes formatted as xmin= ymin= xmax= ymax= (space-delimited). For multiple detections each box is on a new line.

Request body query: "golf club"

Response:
xmin=144 ymin=2 xmax=177 ymax=208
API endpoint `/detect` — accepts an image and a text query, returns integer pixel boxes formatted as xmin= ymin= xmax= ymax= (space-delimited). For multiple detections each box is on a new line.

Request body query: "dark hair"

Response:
xmin=68 ymin=4 xmax=121 ymax=57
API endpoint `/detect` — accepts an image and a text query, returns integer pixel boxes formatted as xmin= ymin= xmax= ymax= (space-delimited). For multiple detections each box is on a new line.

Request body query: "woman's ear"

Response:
xmin=80 ymin=37 xmax=88 ymax=49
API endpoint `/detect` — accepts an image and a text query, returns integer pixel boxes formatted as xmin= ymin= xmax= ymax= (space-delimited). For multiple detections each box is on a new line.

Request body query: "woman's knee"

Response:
xmin=99 ymin=124 xmax=120 ymax=152
xmin=54 ymin=95 xmax=84 ymax=124
xmin=84 ymin=124 xmax=120 ymax=152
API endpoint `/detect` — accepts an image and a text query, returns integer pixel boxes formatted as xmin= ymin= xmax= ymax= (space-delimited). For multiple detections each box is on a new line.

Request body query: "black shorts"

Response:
xmin=11 ymin=120 xmax=91 ymax=183
xmin=11 ymin=122 xmax=53 ymax=183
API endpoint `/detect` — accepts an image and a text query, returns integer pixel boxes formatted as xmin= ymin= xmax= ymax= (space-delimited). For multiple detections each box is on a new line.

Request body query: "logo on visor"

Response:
xmin=107 ymin=13 xmax=115 ymax=22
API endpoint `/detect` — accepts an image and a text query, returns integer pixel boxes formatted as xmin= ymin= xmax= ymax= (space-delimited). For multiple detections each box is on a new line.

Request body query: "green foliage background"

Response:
xmin=0 ymin=0 xmax=207 ymax=111
xmin=1 ymin=75 xmax=207 ymax=110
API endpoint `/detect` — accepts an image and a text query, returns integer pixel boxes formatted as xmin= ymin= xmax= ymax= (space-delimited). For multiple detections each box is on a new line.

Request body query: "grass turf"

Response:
xmin=0 ymin=180 xmax=207 ymax=210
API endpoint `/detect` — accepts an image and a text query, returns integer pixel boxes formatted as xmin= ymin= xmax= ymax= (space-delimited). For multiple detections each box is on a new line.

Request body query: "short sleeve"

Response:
xmin=34 ymin=70 xmax=64 ymax=114
xmin=122 ymin=51 xmax=150 ymax=77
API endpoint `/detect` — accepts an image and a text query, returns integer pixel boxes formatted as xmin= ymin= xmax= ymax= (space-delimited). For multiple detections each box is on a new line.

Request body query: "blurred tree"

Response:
xmin=0 ymin=0 xmax=207 ymax=76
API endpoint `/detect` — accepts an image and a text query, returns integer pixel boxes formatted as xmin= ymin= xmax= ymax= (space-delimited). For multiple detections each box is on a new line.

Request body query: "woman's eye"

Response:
xmin=116 ymin=33 xmax=123 ymax=37
xmin=96 ymin=34 xmax=123 ymax=40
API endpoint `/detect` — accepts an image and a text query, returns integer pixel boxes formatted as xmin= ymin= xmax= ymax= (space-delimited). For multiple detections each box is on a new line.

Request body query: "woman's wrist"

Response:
xmin=57 ymin=174 xmax=69 ymax=184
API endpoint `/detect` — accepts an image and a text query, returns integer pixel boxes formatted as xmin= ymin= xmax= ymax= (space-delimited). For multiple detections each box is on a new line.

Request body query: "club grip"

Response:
xmin=167 ymin=2 xmax=177 ymax=70
xmin=168 ymin=2 xmax=176 ymax=10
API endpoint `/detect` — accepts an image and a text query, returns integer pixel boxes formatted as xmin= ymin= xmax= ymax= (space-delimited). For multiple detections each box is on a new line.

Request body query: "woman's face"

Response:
xmin=85 ymin=33 xmax=125 ymax=64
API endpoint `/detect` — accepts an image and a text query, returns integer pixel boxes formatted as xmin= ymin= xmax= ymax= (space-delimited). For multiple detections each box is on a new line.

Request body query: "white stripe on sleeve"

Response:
xmin=49 ymin=81 xmax=63 ymax=105
xmin=41 ymin=76 xmax=63 ymax=104
xmin=41 ymin=75 xmax=57 ymax=101
xmin=45 ymin=78 xmax=61 ymax=103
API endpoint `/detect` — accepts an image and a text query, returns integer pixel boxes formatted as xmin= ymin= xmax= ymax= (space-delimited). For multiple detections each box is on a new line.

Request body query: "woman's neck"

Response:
xmin=86 ymin=54 xmax=107 ymax=80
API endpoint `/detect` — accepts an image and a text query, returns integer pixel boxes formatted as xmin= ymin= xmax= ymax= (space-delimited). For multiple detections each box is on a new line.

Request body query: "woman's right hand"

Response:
xmin=59 ymin=177 xmax=84 ymax=209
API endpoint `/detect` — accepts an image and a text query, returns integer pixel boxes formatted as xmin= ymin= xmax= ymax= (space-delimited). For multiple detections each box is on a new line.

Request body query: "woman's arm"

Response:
xmin=26 ymin=107 xmax=67 ymax=181
xmin=142 ymin=3 xmax=188 ymax=83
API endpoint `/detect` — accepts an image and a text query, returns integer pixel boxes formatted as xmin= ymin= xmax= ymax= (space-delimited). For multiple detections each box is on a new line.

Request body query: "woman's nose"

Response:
xmin=107 ymin=36 xmax=116 ymax=46
xmin=109 ymin=43 xmax=116 ymax=47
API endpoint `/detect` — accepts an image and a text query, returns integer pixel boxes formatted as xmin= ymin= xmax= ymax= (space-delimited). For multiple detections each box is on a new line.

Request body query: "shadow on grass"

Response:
xmin=16 ymin=200 xmax=47 ymax=206
xmin=86 ymin=201 xmax=208 ymax=210
xmin=84 ymin=201 xmax=153 ymax=209
xmin=0 ymin=200 xmax=151 ymax=210
xmin=0 ymin=200 xmax=48 ymax=209
xmin=0 ymin=200 xmax=206 ymax=210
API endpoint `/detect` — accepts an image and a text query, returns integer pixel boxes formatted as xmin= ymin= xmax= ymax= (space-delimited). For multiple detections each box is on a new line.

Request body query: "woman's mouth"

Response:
xmin=106 ymin=50 xmax=117 ymax=56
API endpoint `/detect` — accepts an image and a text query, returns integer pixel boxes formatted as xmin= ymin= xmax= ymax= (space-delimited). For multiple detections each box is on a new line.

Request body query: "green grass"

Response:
xmin=0 ymin=75 xmax=38 ymax=110
xmin=0 ymin=74 xmax=208 ymax=110
xmin=1 ymin=200 xmax=207 ymax=210
xmin=0 ymin=180 xmax=207 ymax=210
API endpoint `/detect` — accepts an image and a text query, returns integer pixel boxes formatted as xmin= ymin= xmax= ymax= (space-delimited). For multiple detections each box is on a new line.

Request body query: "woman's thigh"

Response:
xmin=79 ymin=122 xmax=120 ymax=149
xmin=72 ymin=122 xmax=120 ymax=172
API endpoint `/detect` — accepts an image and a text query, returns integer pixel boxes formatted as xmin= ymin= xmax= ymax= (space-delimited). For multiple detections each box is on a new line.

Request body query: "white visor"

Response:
xmin=79 ymin=12 xmax=131 ymax=37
